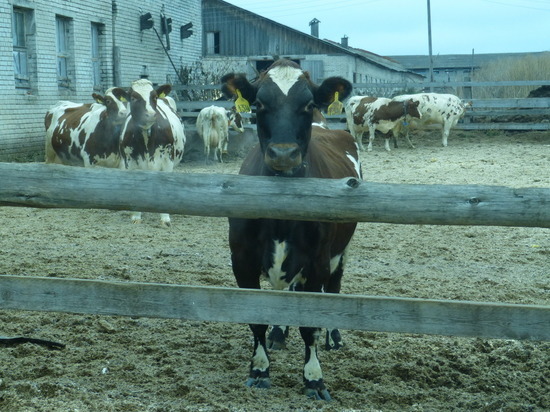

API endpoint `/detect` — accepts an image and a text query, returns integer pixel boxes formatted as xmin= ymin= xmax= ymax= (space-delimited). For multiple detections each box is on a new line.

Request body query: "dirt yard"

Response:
xmin=0 ymin=129 xmax=549 ymax=411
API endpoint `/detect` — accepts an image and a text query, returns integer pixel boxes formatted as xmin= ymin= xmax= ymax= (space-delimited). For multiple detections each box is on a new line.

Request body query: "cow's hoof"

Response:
xmin=160 ymin=221 xmax=171 ymax=227
xmin=304 ymin=387 xmax=331 ymax=401
xmin=245 ymin=377 xmax=271 ymax=389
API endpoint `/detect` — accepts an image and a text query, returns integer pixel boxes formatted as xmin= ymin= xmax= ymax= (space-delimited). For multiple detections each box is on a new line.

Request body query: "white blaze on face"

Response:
xmin=268 ymin=65 xmax=303 ymax=96
xmin=105 ymin=87 xmax=129 ymax=120
xmin=131 ymin=79 xmax=156 ymax=119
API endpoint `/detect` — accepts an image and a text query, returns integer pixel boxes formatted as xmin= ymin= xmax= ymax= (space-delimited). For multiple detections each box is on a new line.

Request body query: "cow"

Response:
xmin=196 ymin=105 xmax=244 ymax=163
xmin=345 ymin=95 xmax=421 ymax=151
xmin=392 ymin=93 xmax=468 ymax=148
xmin=119 ymin=79 xmax=186 ymax=226
xmin=221 ymin=59 xmax=361 ymax=401
xmin=44 ymin=87 xmax=129 ymax=167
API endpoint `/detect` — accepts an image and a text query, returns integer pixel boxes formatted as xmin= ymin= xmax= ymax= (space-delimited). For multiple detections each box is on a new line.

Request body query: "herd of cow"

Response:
xmin=345 ymin=92 xmax=470 ymax=152
xmin=42 ymin=61 xmax=469 ymax=401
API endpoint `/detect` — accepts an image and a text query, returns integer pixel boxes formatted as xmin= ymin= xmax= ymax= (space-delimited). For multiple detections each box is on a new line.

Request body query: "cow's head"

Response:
xmin=403 ymin=99 xmax=421 ymax=119
xmin=128 ymin=79 xmax=173 ymax=129
xmin=221 ymin=59 xmax=352 ymax=176
xmin=92 ymin=87 xmax=129 ymax=123
xmin=227 ymin=107 xmax=244 ymax=133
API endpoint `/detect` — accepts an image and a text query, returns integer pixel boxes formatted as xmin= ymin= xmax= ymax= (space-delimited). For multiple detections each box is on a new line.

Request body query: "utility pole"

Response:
xmin=427 ymin=0 xmax=434 ymax=91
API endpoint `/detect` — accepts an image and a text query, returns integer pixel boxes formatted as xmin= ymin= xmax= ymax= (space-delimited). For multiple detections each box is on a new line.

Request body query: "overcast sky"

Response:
xmin=223 ymin=0 xmax=550 ymax=56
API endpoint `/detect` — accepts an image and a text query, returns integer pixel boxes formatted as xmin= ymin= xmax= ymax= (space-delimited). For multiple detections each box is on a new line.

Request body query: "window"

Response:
xmin=91 ymin=23 xmax=104 ymax=91
xmin=12 ymin=8 xmax=29 ymax=88
xmin=56 ymin=16 xmax=72 ymax=88
xmin=206 ymin=32 xmax=220 ymax=55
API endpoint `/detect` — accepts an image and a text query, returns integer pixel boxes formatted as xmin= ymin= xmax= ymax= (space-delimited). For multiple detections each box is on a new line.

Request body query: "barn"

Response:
xmin=200 ymin=0 xmax=423 ymax=85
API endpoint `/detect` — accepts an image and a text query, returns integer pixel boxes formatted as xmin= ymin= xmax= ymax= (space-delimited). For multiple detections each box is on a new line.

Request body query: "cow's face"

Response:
xmin=128 ymin=79 xmax=163 ymax=129
xmin=92 ymin=88 xmax=129 ymax=124
xmin=405 ymin=99 xmax=422 ymax=119
xmin=227 ymin=108 xmax=244 ymax=133
xmin=222 ymin=60 xmax=352 ymax=176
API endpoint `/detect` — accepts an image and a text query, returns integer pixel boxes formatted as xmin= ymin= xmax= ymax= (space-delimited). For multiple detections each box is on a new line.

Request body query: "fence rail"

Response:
xmin=1 ymin=275 xmax=548 ymax=341
xmin=1 ymin=162 xmax=548 ymax=341
xmin=174 ymin=80 xmax=549 ymax=131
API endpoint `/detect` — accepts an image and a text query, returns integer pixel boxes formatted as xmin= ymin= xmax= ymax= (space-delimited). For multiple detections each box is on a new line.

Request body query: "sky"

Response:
xmin=223 ymin=0 xmax=550 ymax=56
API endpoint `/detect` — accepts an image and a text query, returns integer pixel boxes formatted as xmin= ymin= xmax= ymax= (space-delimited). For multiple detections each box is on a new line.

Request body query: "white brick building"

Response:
xmin=1 ymin=0 xmax=202 ymax=160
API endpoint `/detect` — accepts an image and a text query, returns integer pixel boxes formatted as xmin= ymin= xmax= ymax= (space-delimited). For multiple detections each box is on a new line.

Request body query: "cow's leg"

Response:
xmin=230 ymin=221 xmax=270 ymax=388
xmin=267 ymin=325 xmax=289 ymax=350
xmin=300 ymin=326 xmax=331 ymax=400
xmin=442 ymin=123 xmax=451 ymax=147
xmin=131 ymin=212 xmax=142 ymax=223
xmin=404 ymin=130 xmax=415 ymax=148
xmin=367 ymin=126 xmax=375 ymax=152
xmin=204 ymin=145 xmax=210 ymax=164
xmin=384 ymin=136 xmax=391 ymax=152
xmin=246 ymin=323 xmax=271 ymax=388
xmin=324 ymin=251 xmax=346 ymax=350
xmin=350 ymin=128 xmax=365 ymax=151
xmin=160 ymin=213 xmax=171 ymax=227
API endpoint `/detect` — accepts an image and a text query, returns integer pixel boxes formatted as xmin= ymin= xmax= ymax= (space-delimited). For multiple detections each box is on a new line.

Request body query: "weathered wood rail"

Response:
xmin=1 ymin=161 xmax=548 ymax=342
xmin=0 ymin=163 xmax=549 ymax=228
xmin=1 ymin=276 xmax=548 ymax=341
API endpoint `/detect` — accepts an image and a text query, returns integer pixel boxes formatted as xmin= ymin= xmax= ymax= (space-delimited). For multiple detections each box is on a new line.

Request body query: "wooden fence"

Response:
xmin=174 ymin=80 xmax=550 ymax=131
xmin=0 ymin=162 xmax=549 ymax=341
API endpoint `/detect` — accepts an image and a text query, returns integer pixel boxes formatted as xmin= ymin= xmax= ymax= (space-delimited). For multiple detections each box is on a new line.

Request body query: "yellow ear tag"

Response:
xmin=235 ymin=89 xmax=251 ymax=113
xmin=327 ymin=91 xmax=343 ymax=115
xmin=119 ymin=97 xmax=127 ymax=103
xmin=159 ymin=92 xmax=166 ymax=98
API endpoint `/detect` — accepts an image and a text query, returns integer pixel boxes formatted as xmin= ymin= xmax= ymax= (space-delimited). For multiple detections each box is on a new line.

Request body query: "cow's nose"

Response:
xmin=265 ymin=143 xmax=302 ymax=171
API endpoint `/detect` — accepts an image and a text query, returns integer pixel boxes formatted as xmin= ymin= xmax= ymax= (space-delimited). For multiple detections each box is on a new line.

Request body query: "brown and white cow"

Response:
xmin=392 ymin=93 xmax=468 ymax=148
xmin=221 ymin=59 xmax=361 ymax=400
xmin=45 ymin=88 xmax=129 ymax=167
xmin=120 ymin=79 xmax=186 ymax=226
xmin=196 ymin=105 xmax=244 ymax=163
xmin=345 ymin=95 xmax=421 ymax=151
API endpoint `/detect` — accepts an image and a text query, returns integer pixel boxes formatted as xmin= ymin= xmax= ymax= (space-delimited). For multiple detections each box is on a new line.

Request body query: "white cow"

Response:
xmin=345 ymin=95 xmax=421 ymax=151
xmin=196 ymin=105 xmax=244 ymax=163
xmin=392 ymin=93 xmax=468 ymax=148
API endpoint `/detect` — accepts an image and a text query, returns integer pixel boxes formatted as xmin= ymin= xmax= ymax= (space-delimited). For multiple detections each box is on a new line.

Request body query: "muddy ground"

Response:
xmin=0 ymin=129 xmax=549 ymax=411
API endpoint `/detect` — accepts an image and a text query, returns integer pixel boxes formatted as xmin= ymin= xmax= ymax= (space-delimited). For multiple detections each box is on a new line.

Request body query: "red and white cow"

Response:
xmin=196 ymin=105 xmax=244 ymax=163
xmin=120 ymin=79 xmax=186 ymax=226
xmin=392 ymin=93 xmax=468 ymax=147
xmin=221 ymin=59 xmax=360 ymax=400
xmin=45 ymin=87 xmax=129 ymax=167
xmin=345 ymin=95 xmax=421 ymax=151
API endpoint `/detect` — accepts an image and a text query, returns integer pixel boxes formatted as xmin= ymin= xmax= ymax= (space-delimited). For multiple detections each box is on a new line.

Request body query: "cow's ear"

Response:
xmin=313 ymin=77 xmax=353 ymax=108
xmin=110 ymin=87 xmax=129 ymax=103
xmin=221 ymin=73 xmax=257 ymax=104
xmin=156 ymin=84 xmax=172 ymax=98
xmin=92 ymin=93 xmax=105 ymax=105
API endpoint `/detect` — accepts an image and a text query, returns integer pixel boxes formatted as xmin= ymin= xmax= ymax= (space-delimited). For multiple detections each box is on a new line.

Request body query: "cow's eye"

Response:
xmin=304 ymin=101 xmax=316 ymax=113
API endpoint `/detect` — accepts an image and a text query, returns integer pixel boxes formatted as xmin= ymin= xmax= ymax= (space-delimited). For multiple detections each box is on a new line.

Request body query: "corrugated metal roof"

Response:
xmin=387 ymin=51 xmax=550 ymax=70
